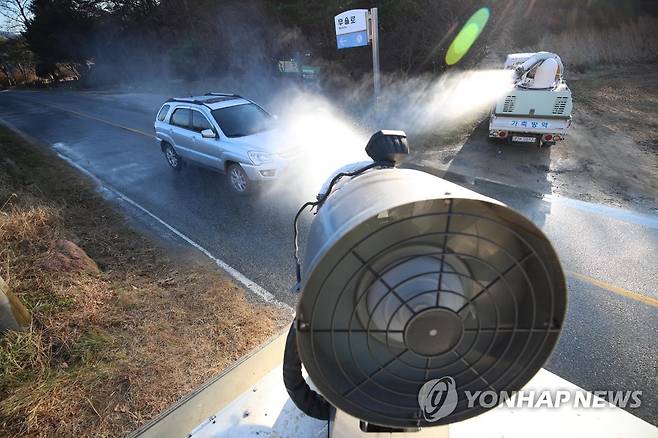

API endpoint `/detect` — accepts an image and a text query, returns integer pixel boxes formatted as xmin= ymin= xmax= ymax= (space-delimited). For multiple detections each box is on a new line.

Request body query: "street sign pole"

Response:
xmin=369 ymin=8 xmax=381 ymax=99
xmin=334 ymin=8 xmax=379 ymax=99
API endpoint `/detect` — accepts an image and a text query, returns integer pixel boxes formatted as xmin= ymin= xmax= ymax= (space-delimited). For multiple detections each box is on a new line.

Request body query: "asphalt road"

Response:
xmin=0 ymin=90 xmax=656 ymax=426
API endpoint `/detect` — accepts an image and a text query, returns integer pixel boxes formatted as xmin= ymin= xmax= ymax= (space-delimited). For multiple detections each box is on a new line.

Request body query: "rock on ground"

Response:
xmin=40 ymin=239 xmax=100 ymax=275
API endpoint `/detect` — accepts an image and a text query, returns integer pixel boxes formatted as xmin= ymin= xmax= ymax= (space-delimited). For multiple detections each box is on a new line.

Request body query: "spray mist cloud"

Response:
xmin=264 ymin=69 xmax=514 ymax=204
xmin=371 ymin=69 xmax=515 ymax=135
xmin=268 ymin=92 xmax=370 ymax=202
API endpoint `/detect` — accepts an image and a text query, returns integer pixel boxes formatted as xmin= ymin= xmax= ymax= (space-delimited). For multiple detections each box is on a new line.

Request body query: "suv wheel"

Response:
xmin=228 ymin=163 xmax=250 ymax=194
xmin=164 ymin=144 xmax=182 ymax=170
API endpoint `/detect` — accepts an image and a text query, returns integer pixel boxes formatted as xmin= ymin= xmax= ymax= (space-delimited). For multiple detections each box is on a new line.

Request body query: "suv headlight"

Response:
xmin=248 ymin=151 xmax=274 ymax=166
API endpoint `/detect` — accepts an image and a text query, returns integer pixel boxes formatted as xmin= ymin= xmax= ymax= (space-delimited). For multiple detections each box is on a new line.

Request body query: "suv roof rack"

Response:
xmin=205 ymin=92 xmax=243 ymax=98
xmin=166 ymin=97 xmax=207 ymax=105
xmin=166 ymin=94 xmax=244 ymax=108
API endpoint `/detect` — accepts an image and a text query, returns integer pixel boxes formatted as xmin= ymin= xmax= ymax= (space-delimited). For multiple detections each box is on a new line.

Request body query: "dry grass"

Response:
xmin=527 ymin=17 xmax=658 ymax=70
xmin=0 ymin=128 xmax=291 ymax=437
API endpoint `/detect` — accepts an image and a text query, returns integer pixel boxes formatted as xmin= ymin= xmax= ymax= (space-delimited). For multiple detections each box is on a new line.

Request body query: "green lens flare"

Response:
xmin=445 ymin=8 xmax=490 ymax=66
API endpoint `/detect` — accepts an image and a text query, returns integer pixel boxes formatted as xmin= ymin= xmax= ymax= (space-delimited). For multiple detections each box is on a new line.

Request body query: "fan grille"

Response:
xmin=296 ymin=198 xmax=566 ymax=428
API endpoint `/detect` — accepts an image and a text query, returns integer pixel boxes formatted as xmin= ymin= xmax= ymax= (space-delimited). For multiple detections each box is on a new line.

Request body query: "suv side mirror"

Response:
xmin=201 ymin=129 xmax=217 ymax=139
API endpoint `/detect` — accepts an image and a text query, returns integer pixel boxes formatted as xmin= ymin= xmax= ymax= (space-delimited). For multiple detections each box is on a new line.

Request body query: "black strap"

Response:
xmin=282 ymin=323 xmax=331 ymax=420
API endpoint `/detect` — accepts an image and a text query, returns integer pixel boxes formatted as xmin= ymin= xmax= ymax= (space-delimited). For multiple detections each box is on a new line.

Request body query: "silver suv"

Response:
xmin=154 ymin=93 xmax=291 ymax=194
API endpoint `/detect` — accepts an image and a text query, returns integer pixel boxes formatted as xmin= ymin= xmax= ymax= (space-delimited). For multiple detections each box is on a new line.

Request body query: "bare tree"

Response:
xmin=0 ymin=0 xmax=31 ymax=31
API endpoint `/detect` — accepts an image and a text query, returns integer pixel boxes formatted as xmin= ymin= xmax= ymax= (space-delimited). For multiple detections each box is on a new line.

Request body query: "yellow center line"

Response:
xmin=15 ymin=100 xmax=658 ymax=309
xmin=566 ymin=270 xmax=658 ymax=308
xmin=39 ymin=101 xmax=155 ymax=139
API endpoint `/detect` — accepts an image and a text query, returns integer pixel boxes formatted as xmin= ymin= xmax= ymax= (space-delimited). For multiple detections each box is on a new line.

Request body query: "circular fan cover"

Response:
xmin=296 ymin=197 xmax=566 ymax=428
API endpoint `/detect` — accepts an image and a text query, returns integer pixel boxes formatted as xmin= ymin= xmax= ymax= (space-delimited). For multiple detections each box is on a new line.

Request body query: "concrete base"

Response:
xmin=135 ymin=333 xmax=658 ymax=438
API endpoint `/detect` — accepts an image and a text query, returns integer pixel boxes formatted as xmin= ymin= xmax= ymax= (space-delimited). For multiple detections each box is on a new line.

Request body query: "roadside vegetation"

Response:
xmin=527 ymin=16 xmax=658 ymax=70
xmin=1 ymin=1 xmax=657 ymax=91
xmin=0 ymin=127 xmax=290 ymax=436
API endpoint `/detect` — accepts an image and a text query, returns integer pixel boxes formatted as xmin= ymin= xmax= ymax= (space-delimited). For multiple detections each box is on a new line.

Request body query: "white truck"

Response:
xmin=489 ymin=52 xmax=572 ymax=147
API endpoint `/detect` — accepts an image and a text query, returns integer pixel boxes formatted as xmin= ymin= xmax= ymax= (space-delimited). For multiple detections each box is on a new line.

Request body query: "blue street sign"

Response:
xmin=336 ymin=30 xmax=369 ymax=49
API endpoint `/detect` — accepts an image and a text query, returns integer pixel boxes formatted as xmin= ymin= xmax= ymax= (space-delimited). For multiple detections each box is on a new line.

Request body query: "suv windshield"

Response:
xmin=211 ymin=103 xmax=274 ymax=138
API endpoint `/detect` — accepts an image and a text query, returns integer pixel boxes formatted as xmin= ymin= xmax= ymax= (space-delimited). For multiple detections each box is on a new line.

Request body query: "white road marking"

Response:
xmin=414 ymin=164 xmax=658 ymax=229
xmin=53 ymin=149 xmax=291 ymax=310
xmin=543 ymin=194 xmax=658 ymax=230
xmin=114 ymin=188 xmax=288 ymax=307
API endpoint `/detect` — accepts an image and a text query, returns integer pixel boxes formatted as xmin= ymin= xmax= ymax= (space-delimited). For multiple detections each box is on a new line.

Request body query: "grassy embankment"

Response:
xmin=0 ymin=127 xmax=289 ymax=436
